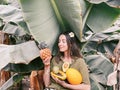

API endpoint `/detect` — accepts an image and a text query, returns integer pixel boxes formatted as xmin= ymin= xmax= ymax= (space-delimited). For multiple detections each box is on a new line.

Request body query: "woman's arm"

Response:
xmin=43 ymin=65 xmax=50 ymax=87
xmin=63 ymin=82 xmax=91 ymax=90
xmin=52 ymin=76 xmax=91 ymax=90
xmin=42 ymin=56 xmax=52 ymax=87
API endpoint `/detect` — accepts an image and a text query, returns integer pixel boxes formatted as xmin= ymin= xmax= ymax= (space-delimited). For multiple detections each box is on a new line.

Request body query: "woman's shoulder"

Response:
xmin=74 ymin=57 xmax=85 ymax=63
xmin=72 ymin=57 xmax=88 ymax=67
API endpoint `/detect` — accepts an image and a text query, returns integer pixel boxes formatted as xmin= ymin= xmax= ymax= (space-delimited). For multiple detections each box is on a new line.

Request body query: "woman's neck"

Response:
xmin=63 ymin=52 xmax=72 ymax=63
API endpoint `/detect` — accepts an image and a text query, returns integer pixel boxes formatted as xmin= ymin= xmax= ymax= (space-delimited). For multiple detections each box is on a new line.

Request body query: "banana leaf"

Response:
xmin=0 ymin=5 xmax=22 ymax=24
xmin=86 ymin=0 xmax=120 ymax=8
xmin=0 ymin=4 xmax=30 ymax=35
xmin=54 ymin=0 xmax=83 ymax=40
xmin=19 ymin=0 xmax=60 ymax=50
xmin=81 ymin=25 xmax=120 ymax=55
xmin=85 ymin=3 xmax=120 ymax=33
xmin=0 ymin=0 xmax=8 ymax=4
xmin=3 ymin=22 xmax=26 ymax=36
xmin=84 ymin=54 xmax=113 ymax=90
xmin=0 ymin=73 xmax=24 ymax=90
xmin=106 ymin=0 xmax=120 ymax=8
xmin=86 ymin=0 xmax=108 ymax=4
xmin=81 ymin=25 xmax=120 ymax=89
xmin=6 ymin=0 xmax=21 ymax=8
xmin=3 ymin=57 xmax=44 ymax=73
xmin=0 ymin=41 xmax=40 ymax=70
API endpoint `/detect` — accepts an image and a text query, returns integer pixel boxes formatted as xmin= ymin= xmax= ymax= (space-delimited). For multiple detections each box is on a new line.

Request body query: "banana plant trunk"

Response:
xmin=113 ymin=40 xmax=120 ymax=90
xmin=0 ymin=31 xmax=11 ymax=87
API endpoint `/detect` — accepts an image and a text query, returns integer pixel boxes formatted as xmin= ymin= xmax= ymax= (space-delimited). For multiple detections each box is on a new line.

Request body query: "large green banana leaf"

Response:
xmin=86 ymin=0 xmax=120 ymax=7
xmin=0 ymin=5 xmax=22 ymax=23
xmin=81 ymin=25 xmax=120 ymax=90
xmin=81 ymin=24 xmax=120 ymax=90
xmin=19 ymin=0 xmax=84 ymax=48
xmin=6 ymin=0 xmax=21 ymax=8
xmin=0 ymin=41 xmax=40 ymax=70
xmin=84 ymin=54 xmax=113 ymax=90
xmin=85 ymin=3 xmax=120 ymax=33
xmin=3 ymin=22 xmax=26 ymax=36
xmin=53 ymin=0 xmax=83 ymax=40
xmin=81 ymin=25 xmax=120 ymax=55
xmin=19 ymin=0 xmax=60 ymax=50
xmin=0 ymin=4 xmax=29 ymax=35
xmin=0 ymin=0 xmax=8 ymax=4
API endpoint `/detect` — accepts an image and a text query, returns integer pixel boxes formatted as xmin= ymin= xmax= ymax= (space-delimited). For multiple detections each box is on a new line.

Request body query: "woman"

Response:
xmin=42 ymin=31 xmax=91 ymax=90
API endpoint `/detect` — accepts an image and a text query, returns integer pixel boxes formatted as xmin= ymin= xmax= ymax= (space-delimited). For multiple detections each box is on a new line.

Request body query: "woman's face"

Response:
xmin=58 ymin=34 xmax=68 ymax=52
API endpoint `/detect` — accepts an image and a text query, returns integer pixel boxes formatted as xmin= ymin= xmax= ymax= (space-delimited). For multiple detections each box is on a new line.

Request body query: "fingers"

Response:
xmin=42 ymin=56 xmax=52 ymax=66
xmin=51 ymin=75 xmax=58 ymax=81
xmin=53 ymin=77 xmax=59 ymax=83
xmin=51 ymin=76 xmax=62 ymax=84
xmin=43 ymin=59 xmax=50 ymax=66
xmin=46 ymin=55 xmax=52 ymax=60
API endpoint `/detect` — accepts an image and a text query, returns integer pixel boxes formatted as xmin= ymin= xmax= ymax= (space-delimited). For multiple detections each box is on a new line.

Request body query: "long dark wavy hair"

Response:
xmin=55 ymin=31 xmax=82 ymax=63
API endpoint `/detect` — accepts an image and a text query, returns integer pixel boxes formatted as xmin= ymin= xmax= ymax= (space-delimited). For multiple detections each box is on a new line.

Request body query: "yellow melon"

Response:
xmin=66 ymin=68 xmax=82 ymax=85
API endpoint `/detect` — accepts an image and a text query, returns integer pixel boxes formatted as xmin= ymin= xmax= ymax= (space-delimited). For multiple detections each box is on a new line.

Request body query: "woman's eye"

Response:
xmin=58 ymin=39 xmax=66 ymax=44
xmin=58 ymin=40 xmax=61 ymax=43
xmin=62 ymin=40 xmax=66 ymax=43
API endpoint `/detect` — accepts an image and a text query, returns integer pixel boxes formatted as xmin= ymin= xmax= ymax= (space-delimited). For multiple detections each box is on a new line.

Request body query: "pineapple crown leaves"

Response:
xmin=38 ymin=41 xmax=49 ymax=49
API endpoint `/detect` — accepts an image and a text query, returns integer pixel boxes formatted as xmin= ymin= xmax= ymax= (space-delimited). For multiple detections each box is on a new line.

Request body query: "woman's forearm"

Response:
xmin=64 ymin=83 xmax=91 ymax=90
xmin=43 ymin=65 xmax=50 ymax=87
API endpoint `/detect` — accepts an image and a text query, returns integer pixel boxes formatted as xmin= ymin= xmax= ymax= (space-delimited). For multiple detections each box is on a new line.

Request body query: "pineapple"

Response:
xmin=38 ymin=41 xmax=51 ymax=60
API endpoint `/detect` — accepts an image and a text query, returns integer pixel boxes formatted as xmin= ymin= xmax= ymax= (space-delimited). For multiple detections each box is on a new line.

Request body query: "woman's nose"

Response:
xmin=58 ymin=42 xmax=63 ymax=47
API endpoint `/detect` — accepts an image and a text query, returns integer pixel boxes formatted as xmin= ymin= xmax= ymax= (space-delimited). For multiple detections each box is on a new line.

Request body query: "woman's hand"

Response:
xmin=42 ymin=55 xmax=52 ymax=66
xmin=51 ymin=75 xmax=67 ymax=87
